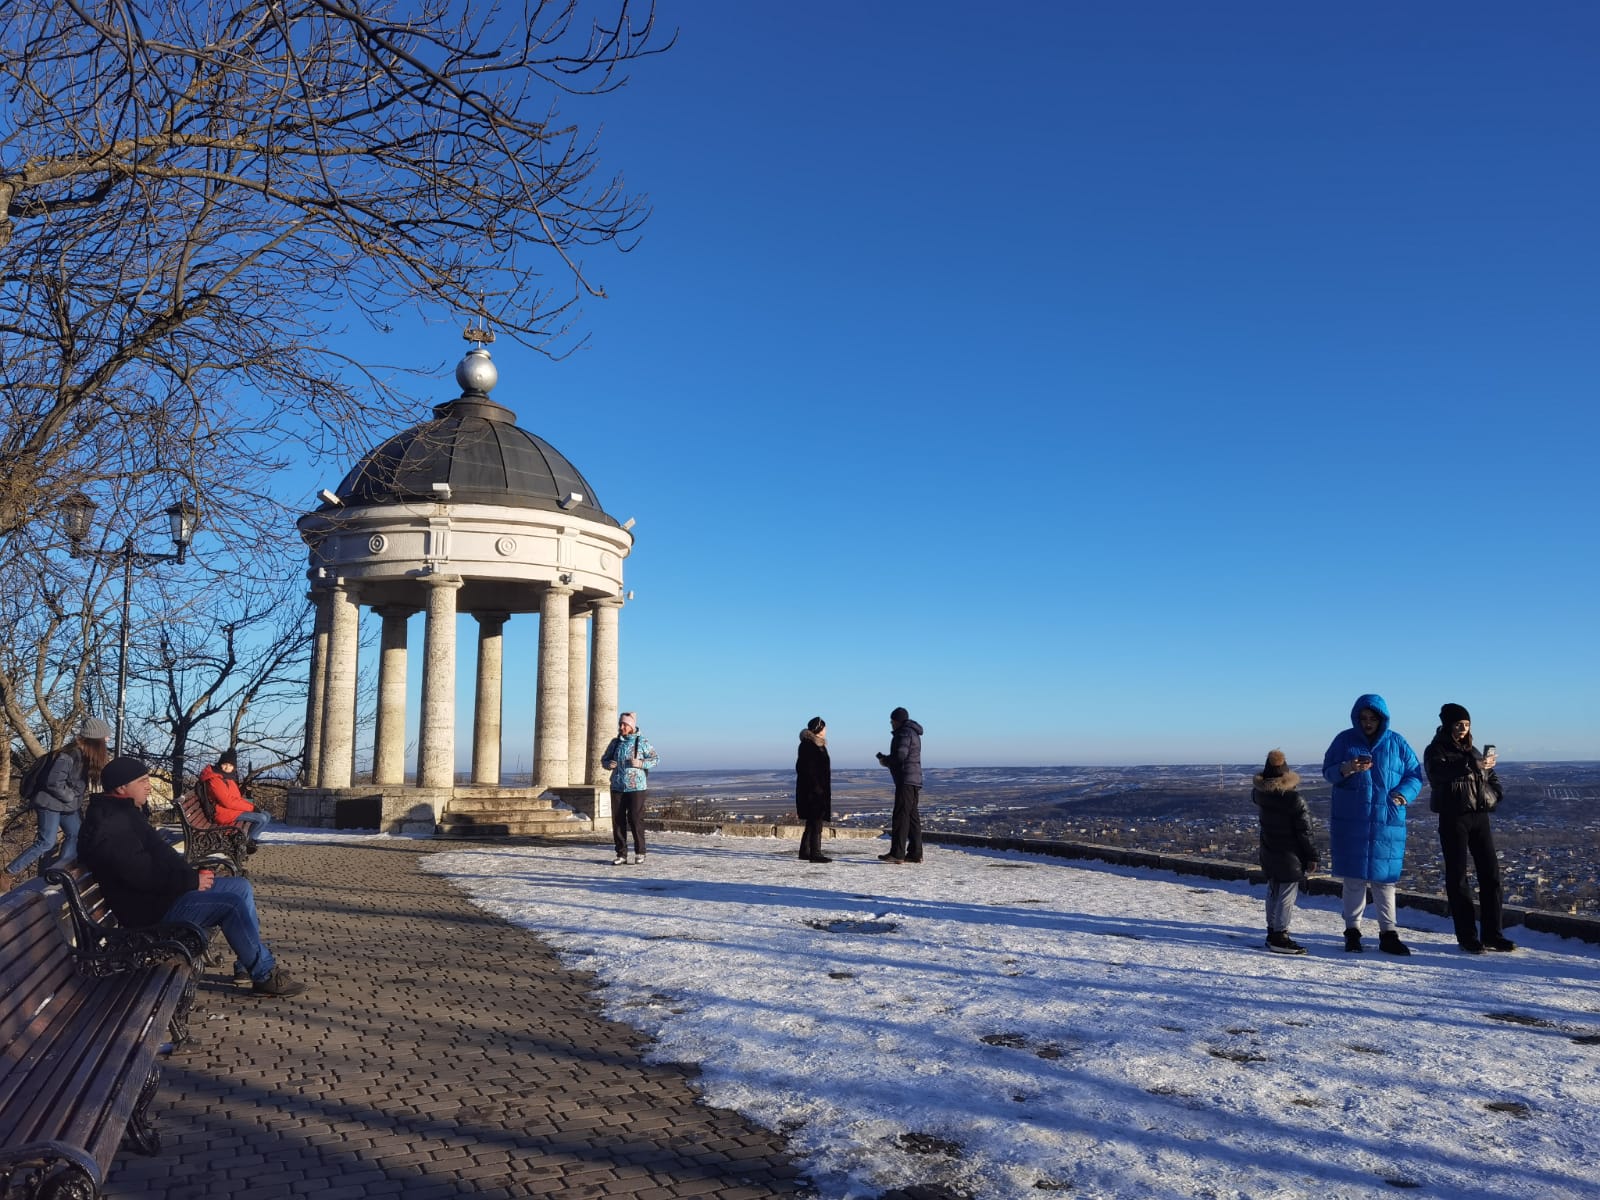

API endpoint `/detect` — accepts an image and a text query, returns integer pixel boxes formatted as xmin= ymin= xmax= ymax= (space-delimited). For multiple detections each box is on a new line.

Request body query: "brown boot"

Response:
xmin=251 ymin=967 xmax=307 ymax=998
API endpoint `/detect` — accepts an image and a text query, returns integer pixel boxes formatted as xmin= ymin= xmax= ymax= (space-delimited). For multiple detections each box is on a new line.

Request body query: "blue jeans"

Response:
xmin=234 ymin=811 xmax=270 ymax=843
xmin=162 ymin=877 xmax=276 ymax=981
xmin=6 ymin=808 xmax=82 ymax=875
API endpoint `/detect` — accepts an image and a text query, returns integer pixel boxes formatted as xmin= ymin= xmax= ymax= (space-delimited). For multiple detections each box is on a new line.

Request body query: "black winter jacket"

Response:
xmin=1252 ymin=772 xmax=1318 ymax=882
xmin=1424 ymin=730 xmax=1502 ymax=816
xmin=885 ymin=719 xmax=924 ymax=788
xmin=795 ymin=730 xmax=832 ymax=821
xmin=77 ymin=793 xmax=201 ymax=927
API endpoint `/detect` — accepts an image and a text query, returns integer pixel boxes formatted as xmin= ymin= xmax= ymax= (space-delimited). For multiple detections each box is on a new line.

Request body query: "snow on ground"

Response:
xmin=289 ymin=828 xmax=1597 ymax=1200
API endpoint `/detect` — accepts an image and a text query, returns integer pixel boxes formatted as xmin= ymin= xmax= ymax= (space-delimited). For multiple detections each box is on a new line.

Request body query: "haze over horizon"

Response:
xmin=283 ymin=3 xmax=1596 ymax=775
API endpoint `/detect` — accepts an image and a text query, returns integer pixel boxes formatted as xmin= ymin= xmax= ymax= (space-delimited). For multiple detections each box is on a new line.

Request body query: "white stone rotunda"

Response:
xmin=286 ymin=328 xmax=633 ymax=835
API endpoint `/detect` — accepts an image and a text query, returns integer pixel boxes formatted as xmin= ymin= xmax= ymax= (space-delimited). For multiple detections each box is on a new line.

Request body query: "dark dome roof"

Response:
xmin=325 ymin=383 xmax=615 ymax=526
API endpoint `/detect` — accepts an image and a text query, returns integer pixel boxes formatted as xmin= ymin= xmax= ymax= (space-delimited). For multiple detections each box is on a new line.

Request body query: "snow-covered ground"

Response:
xmin=276 ymin=829 xmax=1600 ymax=1199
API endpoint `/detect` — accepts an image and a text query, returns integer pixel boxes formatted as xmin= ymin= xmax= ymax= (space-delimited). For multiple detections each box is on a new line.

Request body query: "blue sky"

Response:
xmin=327 ymin=2 xmax=1598 ymax=771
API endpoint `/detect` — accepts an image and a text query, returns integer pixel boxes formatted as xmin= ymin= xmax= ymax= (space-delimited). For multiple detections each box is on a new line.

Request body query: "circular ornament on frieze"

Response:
xmin=367 ymin=534 xmax=387 ymax=555
xmin=495 ymin=537 xmax=518 ymax=557
xmin=600 ymin=551 xmax=614 ymax=571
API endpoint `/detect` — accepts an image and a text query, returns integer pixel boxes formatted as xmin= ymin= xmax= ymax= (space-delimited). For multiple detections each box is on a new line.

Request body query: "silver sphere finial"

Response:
xmin=457 ymin=314 xmax=499 ymax=395
xmin=456 ymin=345 xmax=498 ymax=396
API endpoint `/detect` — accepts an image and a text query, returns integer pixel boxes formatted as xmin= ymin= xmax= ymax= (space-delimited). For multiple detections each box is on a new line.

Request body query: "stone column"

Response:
xmin=317 ymin=581 xmax=361 ymax=789
xmin=416 ymin=573 xmax=464 ymax=790
xmin=472 ymin=611 xmax=509 ymax=786
xmin=534 ymin=585 xmax=573 ymax=790
xmin=372 ymin=606 xmax=415 ymax=786
xmin=586 ymin=597 xmax=622 ymax=787
xmin=303 ymin=583 xmax=332 ymax=786
xmin=567 ymin=610 xmax=590 ymax=784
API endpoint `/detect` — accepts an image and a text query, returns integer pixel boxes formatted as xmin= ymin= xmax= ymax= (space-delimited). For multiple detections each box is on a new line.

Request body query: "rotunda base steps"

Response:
xmin=440 ymin=788 xmax=593 ymax=838
xmin=286 ymin=784 xmax=608 ymax=837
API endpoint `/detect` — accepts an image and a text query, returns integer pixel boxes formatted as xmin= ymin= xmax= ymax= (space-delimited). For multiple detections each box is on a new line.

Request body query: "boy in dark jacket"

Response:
xmin=1253 ymin=749 xmax=1319 ymax=955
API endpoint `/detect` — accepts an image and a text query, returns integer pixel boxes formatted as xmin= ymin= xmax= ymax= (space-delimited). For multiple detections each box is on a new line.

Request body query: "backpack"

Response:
xmin=18 ymin=748 xmax=64 ymax=804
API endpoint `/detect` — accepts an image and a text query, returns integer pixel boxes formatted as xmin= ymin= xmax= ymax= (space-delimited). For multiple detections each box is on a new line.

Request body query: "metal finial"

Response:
xmin=464 ymin=293 xmax=496 ymax=346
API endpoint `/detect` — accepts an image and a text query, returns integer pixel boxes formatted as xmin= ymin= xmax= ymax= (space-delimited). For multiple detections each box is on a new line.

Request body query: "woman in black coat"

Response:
xmin=1424 ymin=702 xmax=1511 ymax=954
xmin=795 ymin=717 xmax=832 ymax=864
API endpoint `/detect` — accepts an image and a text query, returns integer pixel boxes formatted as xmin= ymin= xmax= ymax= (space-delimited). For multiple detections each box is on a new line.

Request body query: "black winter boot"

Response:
xmin=1378 ymin=930 xmax=1411 ymax=956
xmin=1267 ymin=931 xmax=1307 ymax=955
xmin=1344 ymin=928 xmax=1364 ymax=953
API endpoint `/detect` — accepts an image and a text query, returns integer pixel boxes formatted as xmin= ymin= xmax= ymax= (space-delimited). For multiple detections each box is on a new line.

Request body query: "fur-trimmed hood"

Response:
xmin=1252 ymin=768 xmax=1301 ymax=792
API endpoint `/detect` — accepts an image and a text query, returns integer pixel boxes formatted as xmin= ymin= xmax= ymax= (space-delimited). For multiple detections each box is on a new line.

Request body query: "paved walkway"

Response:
xmin=103 ymin=839 xmax=815 ymax=1200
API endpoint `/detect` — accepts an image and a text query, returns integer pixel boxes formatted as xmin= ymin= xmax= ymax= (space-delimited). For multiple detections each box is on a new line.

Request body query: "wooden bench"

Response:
xmin=0 ymin=870 xmax=204 ymax=1199
xmin=173 ymin=791 xmax=249 ymax=878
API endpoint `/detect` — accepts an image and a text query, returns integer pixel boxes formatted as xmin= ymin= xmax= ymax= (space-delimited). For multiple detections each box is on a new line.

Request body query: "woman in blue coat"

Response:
xmin=1321 ymin=693 xmax=1424 ymax=956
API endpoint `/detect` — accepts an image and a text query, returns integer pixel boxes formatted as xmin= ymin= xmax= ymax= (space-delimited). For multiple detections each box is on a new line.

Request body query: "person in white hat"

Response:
xmin=1 ymin=716 xmax=112 ymax=888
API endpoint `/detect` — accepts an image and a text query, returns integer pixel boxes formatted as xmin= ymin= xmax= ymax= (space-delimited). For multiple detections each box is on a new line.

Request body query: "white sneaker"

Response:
xmin=613 ymin=855 xmax=627 ymax=866
xmin=634 ymin=853 xmax=646 ymax=865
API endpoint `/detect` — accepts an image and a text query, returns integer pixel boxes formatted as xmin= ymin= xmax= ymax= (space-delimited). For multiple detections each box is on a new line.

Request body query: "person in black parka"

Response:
xmin=1253 ymin=749 xmax=1319 ymax=955
xmin=875 ymin=706 xmax=924 ymax=863
xmin=1424 ymin=702 xmax=1512 ymax=954
xmin=795 ymin=717 xmax=832 ymax=864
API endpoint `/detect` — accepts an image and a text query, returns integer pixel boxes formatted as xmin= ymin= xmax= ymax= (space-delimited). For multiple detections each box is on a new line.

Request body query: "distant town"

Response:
xmin=646 ymin=762 xmax=1600 ymax=917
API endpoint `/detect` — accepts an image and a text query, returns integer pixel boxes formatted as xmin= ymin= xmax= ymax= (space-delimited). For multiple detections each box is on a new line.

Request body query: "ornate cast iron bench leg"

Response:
xmin=119 ymin=1067 xmax=164 ymax=1156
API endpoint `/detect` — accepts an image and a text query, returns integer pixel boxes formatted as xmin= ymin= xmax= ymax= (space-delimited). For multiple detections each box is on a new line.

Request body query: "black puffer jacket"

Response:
xmin=886 ymin=719 xmax=924 ymax=788
xmin=1424 ymin=729 xmax=1502 ymax=815
xmin=1252 ymin=769 xmax=1318 ymax=882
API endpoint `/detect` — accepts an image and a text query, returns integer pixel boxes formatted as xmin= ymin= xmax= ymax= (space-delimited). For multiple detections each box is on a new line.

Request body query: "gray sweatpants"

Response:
xmin=1265 ymin=879 xmax=1301 ymax=933
xmin=1341 ymin=878 xmax=1398 ymax=933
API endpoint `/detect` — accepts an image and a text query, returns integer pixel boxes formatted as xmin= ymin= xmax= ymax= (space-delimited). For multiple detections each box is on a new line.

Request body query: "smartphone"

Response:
xmin=1483 ymin=744 xmax=1496 ymax=756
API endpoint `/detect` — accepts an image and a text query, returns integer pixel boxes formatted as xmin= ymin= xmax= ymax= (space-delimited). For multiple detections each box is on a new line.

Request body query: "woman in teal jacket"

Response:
xmin=601 ymin=711 xmax=658 ymax=866
xmin=1321 ymin=693 xmax=1424 ymax=956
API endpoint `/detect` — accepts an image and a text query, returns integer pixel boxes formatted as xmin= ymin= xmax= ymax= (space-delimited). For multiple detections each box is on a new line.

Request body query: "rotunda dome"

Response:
xmin=323 ymin=343 xmax=616 ymax=526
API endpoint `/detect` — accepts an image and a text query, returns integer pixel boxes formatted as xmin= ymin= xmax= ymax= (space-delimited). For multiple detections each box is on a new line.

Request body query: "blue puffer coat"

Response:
xmin=1321 ymin=693 xmax=1424 ymax=883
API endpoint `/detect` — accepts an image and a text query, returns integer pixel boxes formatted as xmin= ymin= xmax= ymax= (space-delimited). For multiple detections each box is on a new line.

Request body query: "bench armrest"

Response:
xmin=41 ymin=866 xmax=206 ymax=973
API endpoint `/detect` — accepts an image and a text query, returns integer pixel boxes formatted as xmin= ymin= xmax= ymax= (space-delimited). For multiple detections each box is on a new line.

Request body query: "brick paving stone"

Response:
xmin=99 ymin=839 xmax=816 ymax=1199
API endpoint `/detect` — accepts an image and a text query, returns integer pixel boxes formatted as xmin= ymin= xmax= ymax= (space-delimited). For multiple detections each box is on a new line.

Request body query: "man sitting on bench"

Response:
xmin=78 ymin=756 xmax=306 ymax=998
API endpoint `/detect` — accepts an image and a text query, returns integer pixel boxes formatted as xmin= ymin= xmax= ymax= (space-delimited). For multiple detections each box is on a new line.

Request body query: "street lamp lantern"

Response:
xmin=57 ymin=492 xmax=201 ymax=754
xmin=165 ymin=498 xmax=198 ymax=563
xmin=61 ymin=491 xmax=97 ymax=552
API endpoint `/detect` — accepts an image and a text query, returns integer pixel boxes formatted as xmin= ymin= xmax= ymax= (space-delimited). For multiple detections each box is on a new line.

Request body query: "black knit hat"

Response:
xmin=1440 ymin=703 xmax=1471 ymax=726
xmin=890 ymin=707 xmax=909 ymax=722
xmin=218 ymin=747 xmax=238 ymax=769
xmin=101 ymin=756 xmax=150 ymax=793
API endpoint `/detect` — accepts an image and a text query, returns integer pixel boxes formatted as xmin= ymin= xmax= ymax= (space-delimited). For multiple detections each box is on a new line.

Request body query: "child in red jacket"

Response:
xmin=196 ymin=749 xmax=269 ymax=852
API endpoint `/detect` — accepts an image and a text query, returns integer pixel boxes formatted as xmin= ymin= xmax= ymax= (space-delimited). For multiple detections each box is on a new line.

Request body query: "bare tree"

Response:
xmin=1 ymin=0 xmax=668 ymax=754
xmin=3 ymin=1 xmax=667 ymax=519
xmin=138 ymin=579 xmax=313 ymax=793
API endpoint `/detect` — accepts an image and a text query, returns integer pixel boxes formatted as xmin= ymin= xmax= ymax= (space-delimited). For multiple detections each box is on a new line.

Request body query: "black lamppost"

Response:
xmin=62 ymin=493 xmax=199 ymax=756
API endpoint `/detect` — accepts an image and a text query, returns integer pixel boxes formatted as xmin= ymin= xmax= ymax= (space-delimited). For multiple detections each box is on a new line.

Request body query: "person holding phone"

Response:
xmin=1321 ymin=693 xmax=1425 ymax=955
xmin=601 ymin=711 xmax=658 ymax=865
xmin=1424 ymin=703 xmax=1512 ymax=953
